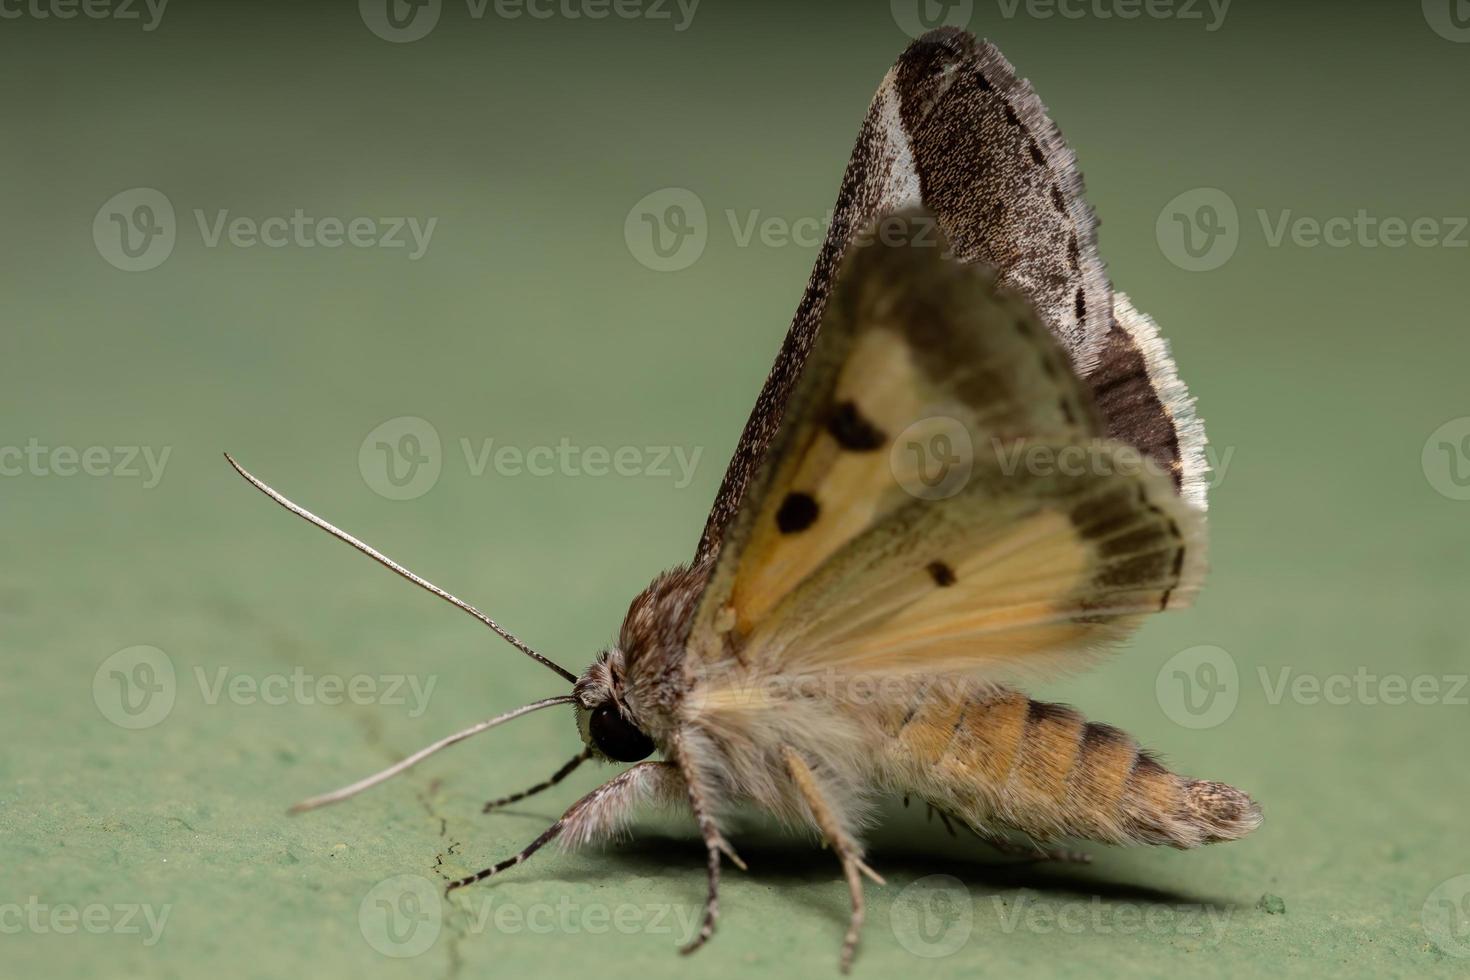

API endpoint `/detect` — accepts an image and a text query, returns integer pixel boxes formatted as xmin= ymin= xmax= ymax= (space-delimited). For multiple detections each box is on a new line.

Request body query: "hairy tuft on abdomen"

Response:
xmin=868 ymin=682 xmax=1262 ymax=849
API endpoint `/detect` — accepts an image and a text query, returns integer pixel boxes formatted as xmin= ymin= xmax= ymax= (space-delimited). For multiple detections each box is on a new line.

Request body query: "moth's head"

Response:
xmin=572 ymin=649 xmax=656 ymax=763
xmin=570 ymin=561 xmax=711 ymax=764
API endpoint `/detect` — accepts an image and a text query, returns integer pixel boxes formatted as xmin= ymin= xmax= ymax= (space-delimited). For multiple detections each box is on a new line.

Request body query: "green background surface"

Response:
xmin=3 ymin=1 xmax=1468 ymax=977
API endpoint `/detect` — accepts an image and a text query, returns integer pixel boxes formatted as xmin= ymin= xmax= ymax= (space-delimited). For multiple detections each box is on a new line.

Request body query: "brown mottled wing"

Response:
xmin=695 ymin=27 xmax=1206 ymax=563
xmin=685 ymin=212 xmax=1205 ymax=681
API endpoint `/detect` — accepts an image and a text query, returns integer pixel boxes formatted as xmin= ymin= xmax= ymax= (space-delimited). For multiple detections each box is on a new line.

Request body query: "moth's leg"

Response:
xmin=925 ymin=803 xmax=958 ymax=837
xmin=672 ymin=730 xmax=744 ymax=957
xmin=446 ymin=760 xmax=685 ymax=892
xmin=782 ymin=747 xmax=884 ymax=973
xmin=482 ymin=748 xmax=592 ymax=812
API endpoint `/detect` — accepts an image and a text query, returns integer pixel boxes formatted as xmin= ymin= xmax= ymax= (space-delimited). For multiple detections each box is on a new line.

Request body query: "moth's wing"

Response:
xmin=1090 ymin=294 xmax=1210 ymax=510
xmin=695 ymin=27 xmax=1206 ymax=562
xmin=686 ymin=210 xmax=1205 ymax=685
xmin=735 ymin=439 xmax=1205 ymax=682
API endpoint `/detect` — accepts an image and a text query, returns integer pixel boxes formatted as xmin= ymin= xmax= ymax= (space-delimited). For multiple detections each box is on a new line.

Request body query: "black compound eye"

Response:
xmin=589 ymin=702 xmax=655 ymax=762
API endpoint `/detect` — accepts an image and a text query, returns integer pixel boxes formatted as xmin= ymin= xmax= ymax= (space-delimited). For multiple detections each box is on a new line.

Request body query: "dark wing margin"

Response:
xmin=695 ymin=27 xmax=1207 ymax=562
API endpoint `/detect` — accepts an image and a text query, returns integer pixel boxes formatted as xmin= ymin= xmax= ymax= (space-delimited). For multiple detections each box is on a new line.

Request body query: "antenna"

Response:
xmin=289 ymin=695 xmax=578 ymax=812
xmin=223 ymin=452 xmax=578 ymax=683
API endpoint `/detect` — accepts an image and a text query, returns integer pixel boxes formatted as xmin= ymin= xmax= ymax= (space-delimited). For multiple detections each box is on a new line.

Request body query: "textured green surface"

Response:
xmin=3 ymin=2 xmax=1469 ymax=978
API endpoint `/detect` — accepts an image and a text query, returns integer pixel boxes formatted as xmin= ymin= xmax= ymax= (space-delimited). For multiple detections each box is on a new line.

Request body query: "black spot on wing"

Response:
xmin=827 ymin=401 xmax=887 ymax=451
xmin=776 ymin=492 xmax=819 ymax=534
xmin=927 ymin=561 xmax=956 ymax=587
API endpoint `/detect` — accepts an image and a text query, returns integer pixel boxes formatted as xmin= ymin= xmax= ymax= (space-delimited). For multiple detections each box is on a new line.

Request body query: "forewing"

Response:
xmin=699 ymin=210 xmax=1101 ymax=647
xmin=687 ymin=211 xmax=1204 ymax=682
xmin=739 ymin=438 xmax=1205 ymax=682
xmin=696 ymin=27 xmax=1207 ymax=562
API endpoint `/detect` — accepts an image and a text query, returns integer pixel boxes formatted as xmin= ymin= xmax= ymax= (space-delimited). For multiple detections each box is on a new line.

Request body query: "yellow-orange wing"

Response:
xmin=687 ymin=210 xmax=1205 ymax=685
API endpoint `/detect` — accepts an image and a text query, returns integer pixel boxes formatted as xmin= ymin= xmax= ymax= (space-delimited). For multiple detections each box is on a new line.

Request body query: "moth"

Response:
xmin=228 ymin=27 xmax=1260 ymax=972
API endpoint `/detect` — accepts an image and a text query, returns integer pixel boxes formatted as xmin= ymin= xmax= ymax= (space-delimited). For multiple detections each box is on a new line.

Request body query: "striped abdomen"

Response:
xmin=870 ymin=684 xmax=1261 ymax=848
